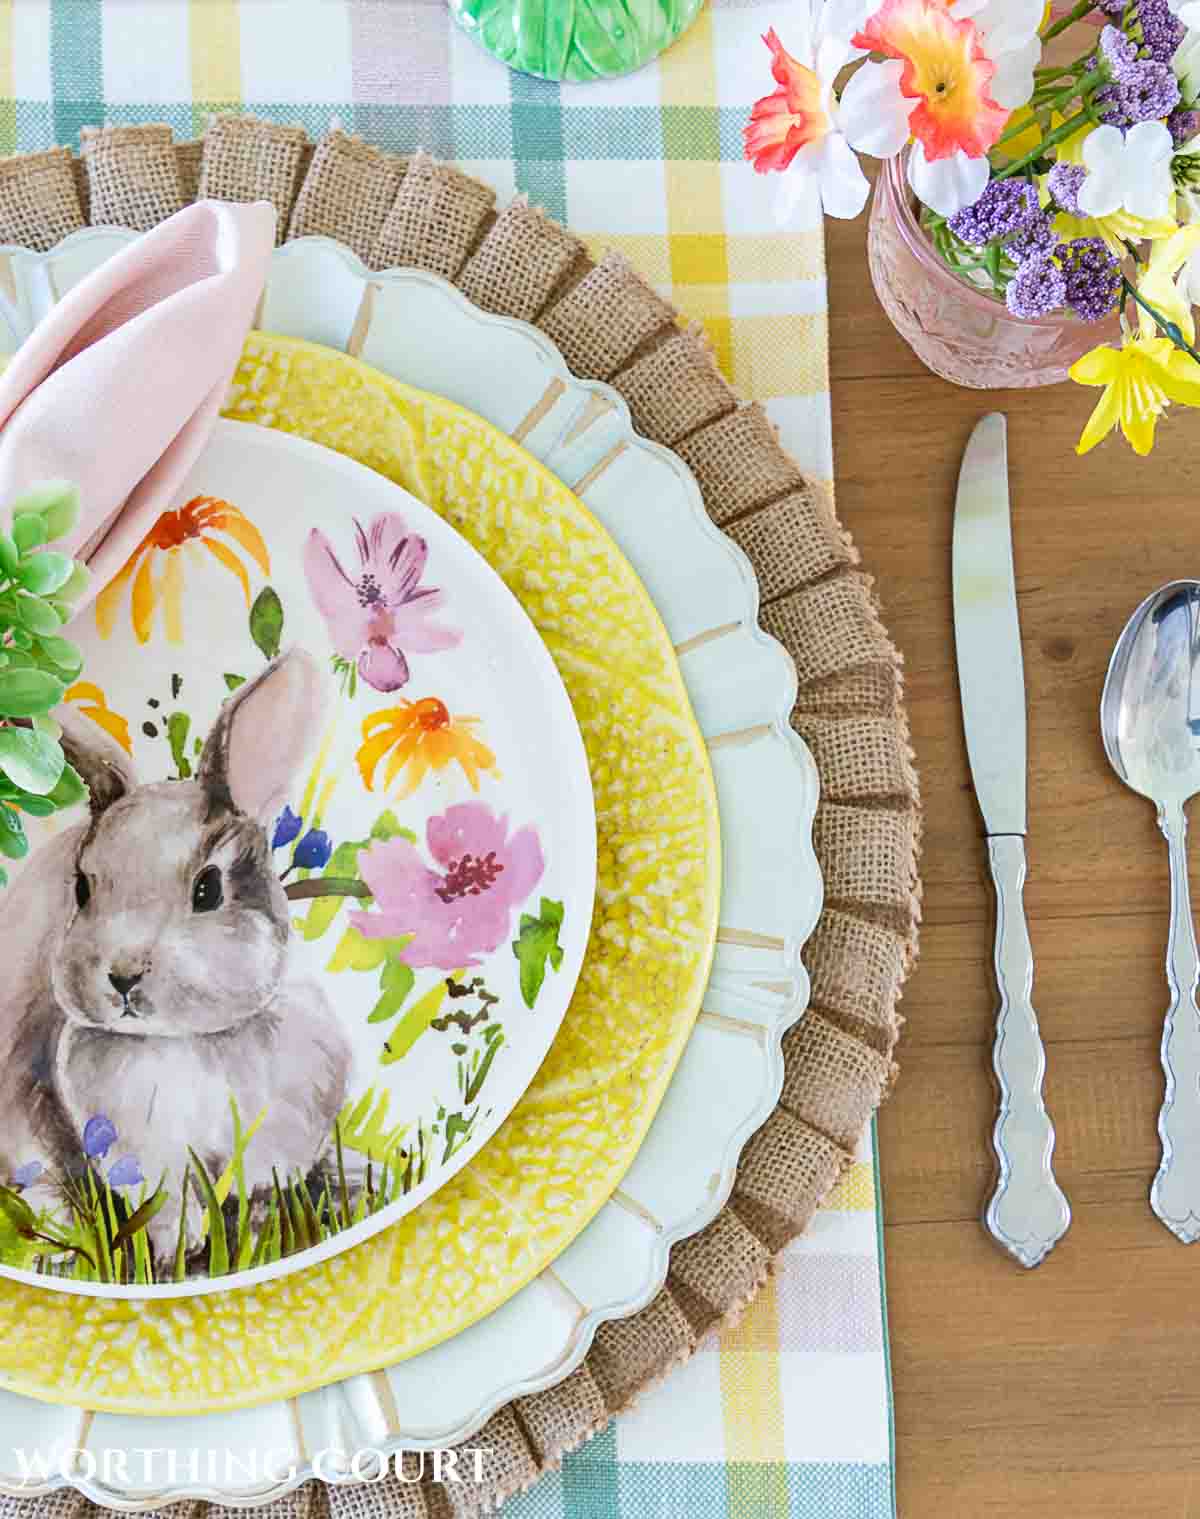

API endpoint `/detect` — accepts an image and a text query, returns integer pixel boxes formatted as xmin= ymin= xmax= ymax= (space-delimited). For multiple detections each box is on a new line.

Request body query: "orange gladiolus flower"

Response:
xmin=744 ymin=27 xmax=830 ymax=174
xmin=95 ymin=496 xmax=270 ymax=645
xmin=854 ymin=0 xmax=1008 ymax=162
xmin=64 ymin=681 xmax=132 ymax=754
xmin=357 ymin=698 xmax=496 ymax=799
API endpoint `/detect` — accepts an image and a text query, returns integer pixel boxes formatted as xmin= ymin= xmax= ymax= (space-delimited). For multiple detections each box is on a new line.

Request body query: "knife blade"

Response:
xmin=952 ymin=413 xmax=1071 ymax=1270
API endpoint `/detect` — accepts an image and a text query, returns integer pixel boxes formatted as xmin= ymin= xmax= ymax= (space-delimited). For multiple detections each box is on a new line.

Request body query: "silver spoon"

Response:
xmin=1102 ymin=581 xmax=1200 ymax=1243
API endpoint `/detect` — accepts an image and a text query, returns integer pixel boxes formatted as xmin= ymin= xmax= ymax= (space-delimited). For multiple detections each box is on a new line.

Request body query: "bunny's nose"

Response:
xmin=108 ymin=971 xmax=143 ymax=999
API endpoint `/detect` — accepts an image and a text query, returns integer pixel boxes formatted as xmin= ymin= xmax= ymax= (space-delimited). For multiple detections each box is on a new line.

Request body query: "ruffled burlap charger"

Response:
xmin=0 ymin=118 xmax=920 ymax=1519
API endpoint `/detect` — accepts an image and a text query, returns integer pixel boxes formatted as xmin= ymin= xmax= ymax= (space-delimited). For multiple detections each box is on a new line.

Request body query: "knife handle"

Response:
xmin=1151 ymin=803 xmax=1200 ymax=1244
xmin=984 ymin=835 xmax=1071 ymax=1269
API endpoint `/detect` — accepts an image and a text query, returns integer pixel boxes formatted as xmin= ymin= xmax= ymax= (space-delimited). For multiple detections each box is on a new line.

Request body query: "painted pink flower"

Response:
xmin=303 ymin=513 xmax=461 ymax=693
xmin=351 ymin=801 xmax=545 ymax=970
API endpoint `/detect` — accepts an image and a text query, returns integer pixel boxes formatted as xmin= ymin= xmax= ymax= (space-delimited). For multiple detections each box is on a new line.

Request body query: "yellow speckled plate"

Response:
xmin=0 ymin=333 xmax=720 ymax=1414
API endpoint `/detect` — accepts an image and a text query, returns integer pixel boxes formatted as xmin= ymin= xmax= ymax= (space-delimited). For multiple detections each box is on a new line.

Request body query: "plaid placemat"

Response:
xmin=0 ymin=3 xmax=895 ymax=1515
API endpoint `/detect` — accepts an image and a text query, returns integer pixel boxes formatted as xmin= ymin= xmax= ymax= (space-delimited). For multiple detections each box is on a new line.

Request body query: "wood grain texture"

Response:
xmin=826 ymin=208 xmax=1200 ymax=1516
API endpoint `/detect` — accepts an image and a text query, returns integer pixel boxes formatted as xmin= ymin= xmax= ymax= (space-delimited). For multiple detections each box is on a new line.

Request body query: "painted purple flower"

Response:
xmin=272 ymin=805 xmax=303 ymax=851
xmin=107 ymin=1155 xmax=144 ymax=1189
xmin=83 ymin=1115 xmax=117 ymax=1160
xmin=351 ymin=801 xmax=545 ymax=969
xmin=11 ymin=1161 xmax=42 ymax=1190
xmin=304 ymin=514 xmax=461 ymax=693
xmin=294 ymin=828 xmax=333 ymax=871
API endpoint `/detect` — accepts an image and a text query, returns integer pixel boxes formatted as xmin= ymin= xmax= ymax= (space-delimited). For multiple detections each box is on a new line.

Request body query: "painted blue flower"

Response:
xmin=271 ymin=805 xmax=303 ymax=851
xmin=107 ymin=1155 xmax=143 ymax=1189
xmin=294 ymin=828 xmax=333 ymax=871
xmin=82 ymin=1115 xmax=117 ymax=1160
xmin=11 ymin=1161 xmax=42 ymax=1190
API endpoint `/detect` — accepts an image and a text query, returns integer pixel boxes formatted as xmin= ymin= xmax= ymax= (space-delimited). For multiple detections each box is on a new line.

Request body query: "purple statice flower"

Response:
xmin=1169 ymin=109 xmax=1199 ymax=147
xmin=82 ymin=1115 xmax=117 ymax=1160
xmin=1099 ymin=25 xmax=1139 ymax=80
xmin=107 ymin=1155 xmax=144 ymax=1189
xmin=11 ymin=1161 xmax=42 ymax=1191
xmin=1137 ymin=0 xmax=1186 ymax=63
xmin=948 ymin=179 xmax=1040 ymax=246
xmin=1057 ymin=238 xmax=1123 ymax=321
xmin=1006 ymin=214 xmax=1059 ymax=263
xmin=293 ymin=828 xmax=333 ymax=871
xmin=271 ymin=805 xmax=303 ymax=851
xmin=1047 ymin=162 xmax=1088 ymax=216
xmin=1006 ymin=256 xmax=1068 ymax=320
xmin=1116 ymin=60 xmax=1181 ymax=123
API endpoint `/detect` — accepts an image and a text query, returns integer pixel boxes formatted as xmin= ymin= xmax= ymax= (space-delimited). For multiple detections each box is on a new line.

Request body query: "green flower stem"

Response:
xmin=283 ymin=877 xmax=371 ymax=901
xmin=1122 ymin=278 xmax=1200 ymax=365
xmin=995 ymin=106 xmax=1096 ymax=180
xmin=1040 ymin=0 xmax=1097 ymax=43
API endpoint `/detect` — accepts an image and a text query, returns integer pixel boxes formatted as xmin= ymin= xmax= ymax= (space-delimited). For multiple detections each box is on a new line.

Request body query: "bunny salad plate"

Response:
xmin=0 ymin=421 xmax=596 ymax=1298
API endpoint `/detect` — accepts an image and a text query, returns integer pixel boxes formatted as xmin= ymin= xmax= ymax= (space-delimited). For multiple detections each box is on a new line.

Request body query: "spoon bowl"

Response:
xmin=1102 ymin=580 xmax=1200 ymax=1244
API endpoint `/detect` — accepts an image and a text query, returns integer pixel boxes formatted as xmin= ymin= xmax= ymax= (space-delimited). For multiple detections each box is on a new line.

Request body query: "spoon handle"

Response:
xmin=984 ymin=835 xmax=1071 ymax=1269
xmin=1152 ymin=804 xmax=1200 ymax=1244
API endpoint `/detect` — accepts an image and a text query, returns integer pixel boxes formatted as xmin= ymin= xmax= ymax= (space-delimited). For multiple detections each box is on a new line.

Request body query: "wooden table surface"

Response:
xmin=826 ymin=214 xmax=1200 ymax=1516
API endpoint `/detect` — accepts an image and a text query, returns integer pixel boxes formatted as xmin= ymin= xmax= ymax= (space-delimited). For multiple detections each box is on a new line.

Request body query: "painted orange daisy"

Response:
xmin=95 ymin=496 xmax=270 ymax=645
xmin=357 ymin=698 xmax=496 ymax=799
xmin=64 ymin=682 xmax=132 ymax=754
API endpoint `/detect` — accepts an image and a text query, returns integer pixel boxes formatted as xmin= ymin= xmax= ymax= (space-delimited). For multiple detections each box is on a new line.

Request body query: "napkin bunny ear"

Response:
xmin=0 ymin=199 xmax=276 ymax=613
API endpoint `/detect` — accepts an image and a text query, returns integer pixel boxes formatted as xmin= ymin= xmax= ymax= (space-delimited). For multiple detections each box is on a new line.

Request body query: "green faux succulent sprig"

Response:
xmin=0 ymin=481 xmax=91 ymax=885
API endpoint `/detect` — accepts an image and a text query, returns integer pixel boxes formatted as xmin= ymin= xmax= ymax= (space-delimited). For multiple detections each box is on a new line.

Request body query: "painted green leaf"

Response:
xmin=367 ymin=957 xmax=416 ymax=1023
xmin=166 ymin=712 xmax=192 ymax=780
xmin=16 ymin=552 xmax=73 ymax=597
xmin=9 ymin=791 xmax=57 ymax=818
xmin=223 ymin=672 xmax=246 ymax=691
xmin=370 ymin=809 xmax=416 ymax=843
xmin=0 ymin=667 xmax=65 ymax=718
xmin=0 ymin=1185 xmax=35 ymax=1233
xmin=381 ymin=978 xmax=449 ymax=1065
xmin=0 ymin=533 xmax=18 ymax=580
xmin=0 ymin=727 xmax=65 ymax=796
xmin=57 ymin=561 xmax=90 ymax=606
xmin=250 ymin=586 xmax=284 ymax=661
xmin=512 ymin=897 xmax=566 ymax=1009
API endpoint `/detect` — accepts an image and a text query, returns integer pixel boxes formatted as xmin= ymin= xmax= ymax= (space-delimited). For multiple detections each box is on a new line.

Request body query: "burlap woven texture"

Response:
xmin=0 ymin=123 xmax=921 ymax=1519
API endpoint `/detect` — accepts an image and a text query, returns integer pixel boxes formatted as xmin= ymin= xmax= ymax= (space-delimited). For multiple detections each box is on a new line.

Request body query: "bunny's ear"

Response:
xmin=56 ymin=705 xmax=137 ymax=816
xmin=198 ymin=649 xmax=329 ymax=822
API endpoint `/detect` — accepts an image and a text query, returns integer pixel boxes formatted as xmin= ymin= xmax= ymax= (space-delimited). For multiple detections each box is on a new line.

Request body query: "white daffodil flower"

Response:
xmin=1167 ymin=0 xmax=1200 ymax=26
xmin=748 ymin=25 xmax=910 ymax=223
xmin=1077 ymin=121 xmax=1177 ymax=221
xmin=1174 ymin=24 xmax=1200 ymax=104
xmin=952 ymin=0 xmax=1044 ymax=109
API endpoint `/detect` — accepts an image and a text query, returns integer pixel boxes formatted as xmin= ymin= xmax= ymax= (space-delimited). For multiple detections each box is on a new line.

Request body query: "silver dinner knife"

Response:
xmin=952 ymin=412 xmax=1070 ymax=1270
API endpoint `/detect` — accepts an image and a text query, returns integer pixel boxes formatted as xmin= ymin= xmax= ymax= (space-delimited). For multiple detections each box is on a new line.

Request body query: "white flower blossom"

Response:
xmin=1077 ymin=121 xmax=1176 ymax=222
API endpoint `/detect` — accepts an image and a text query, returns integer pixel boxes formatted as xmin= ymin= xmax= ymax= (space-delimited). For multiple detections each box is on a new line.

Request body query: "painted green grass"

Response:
xmin=0 ymin=1096 xmax=433 ymax=1286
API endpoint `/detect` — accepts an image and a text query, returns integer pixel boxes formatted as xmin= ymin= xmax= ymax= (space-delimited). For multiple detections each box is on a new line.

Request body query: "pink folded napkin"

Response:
xmin=0 ymin=199 xmax=276 ymax=606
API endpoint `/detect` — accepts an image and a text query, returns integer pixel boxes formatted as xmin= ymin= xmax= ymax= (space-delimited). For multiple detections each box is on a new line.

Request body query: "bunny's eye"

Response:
xmin=192 ymin=865 xmax=224 ymax=914
xmin=74 ymin=871 xmax=90 ymax=910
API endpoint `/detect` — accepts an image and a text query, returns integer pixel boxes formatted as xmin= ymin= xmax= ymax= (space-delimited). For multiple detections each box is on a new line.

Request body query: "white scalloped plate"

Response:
xmin=0 ymin=235 xmax=822 ymax=1510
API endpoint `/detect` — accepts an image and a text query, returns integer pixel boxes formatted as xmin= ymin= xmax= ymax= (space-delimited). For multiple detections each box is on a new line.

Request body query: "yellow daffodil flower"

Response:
xmin=1070 ymin=335 xmax=1200 ymax=456
xmin=1136 ymin=225 xmax=1200 ymax=344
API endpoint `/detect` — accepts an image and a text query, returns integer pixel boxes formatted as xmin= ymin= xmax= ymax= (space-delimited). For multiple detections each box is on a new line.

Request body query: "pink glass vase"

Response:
xmin=866 ymin=155 xmax=1120 ymax=389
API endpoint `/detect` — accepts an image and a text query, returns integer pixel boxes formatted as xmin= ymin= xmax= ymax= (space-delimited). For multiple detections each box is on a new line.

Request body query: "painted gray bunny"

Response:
xmin=0 ymin=649 xmax=351 ymax=1266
